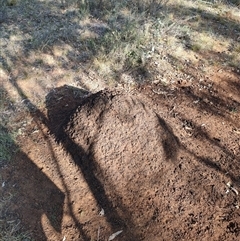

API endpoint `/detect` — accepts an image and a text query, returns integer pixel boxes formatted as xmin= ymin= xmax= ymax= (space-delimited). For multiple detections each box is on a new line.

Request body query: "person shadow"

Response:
xmin=0 ymin=124 xmax=65 ymax=241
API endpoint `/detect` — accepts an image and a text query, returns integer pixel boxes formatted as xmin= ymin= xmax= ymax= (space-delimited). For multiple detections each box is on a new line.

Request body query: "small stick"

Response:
xmin=97 ymin=226 xmax=100 ymax=241
xmin=226 ymin=182 xmax=238 ymax=195
xmin=231 ymin=187 xmax=239 ymax=195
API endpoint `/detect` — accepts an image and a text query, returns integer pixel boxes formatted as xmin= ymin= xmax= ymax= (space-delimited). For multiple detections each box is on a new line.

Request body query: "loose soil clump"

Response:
xmin=42 ymin=86 xmax=240 ymax=240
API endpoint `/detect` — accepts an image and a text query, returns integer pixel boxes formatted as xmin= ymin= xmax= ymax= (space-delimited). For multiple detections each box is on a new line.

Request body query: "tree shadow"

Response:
xmin=150 ymin=81 xmax=240 ymax=183
xmin=1 ymin=0 xmax=239 ymax=87
xmin=2 ymin=80 xmax=93 ymax=240
xmin=45 ymin=85 xmax=183 ymax=239
xmin=156 ymin=113 xmax=180 ymax=162
xmin=177 ymin=114 xmax=240 ymax=183
xmin=4 ymin=73 xmax=240 ymax=239
xmin=167 ymin=3 xmax=240 ymax=40
xmin=163 ymin=53 xmax=240 ymax=127
xmin=46 ymin=86 xmax=143 ymax=240
xmin=6 ymin=78 xmax=143 ymax=239
xmin=221 ymin=0 xmax=239 ymax=7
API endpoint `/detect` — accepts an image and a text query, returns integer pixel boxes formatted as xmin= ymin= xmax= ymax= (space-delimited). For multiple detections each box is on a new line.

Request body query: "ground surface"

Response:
xmin=0 ymin=0 xmax=240 ymax=240
xmin=3 ymin=75 xmax=240 ymax=240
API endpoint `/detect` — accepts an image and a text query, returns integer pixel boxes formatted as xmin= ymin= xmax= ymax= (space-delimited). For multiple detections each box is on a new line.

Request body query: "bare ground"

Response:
xmin=2 ymin=68 xmax=240 ymax=240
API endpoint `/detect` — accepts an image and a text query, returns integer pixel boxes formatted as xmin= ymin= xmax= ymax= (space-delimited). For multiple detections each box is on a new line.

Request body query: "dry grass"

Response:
xmin=0 ymin=193 xmax=32 ymax=241
xmin=1 ymin=0 xmax=238 ymax=87
xmin=1 ymin=0 xmax=239 ymax=87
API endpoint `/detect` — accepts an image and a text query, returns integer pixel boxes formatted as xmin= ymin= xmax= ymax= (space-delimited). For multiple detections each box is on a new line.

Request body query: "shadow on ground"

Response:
xmin=45 ymin=85 xmax=240 ymax=240
xmin=2 ymin=70 xmax=240 ymax=240
xmin=45 ymin=85 xmax=181 ymax=240
xmin=0 ymin=0 xmax=239 ymax=84
xmin=0 ymin=123 xmax=64 ymax=240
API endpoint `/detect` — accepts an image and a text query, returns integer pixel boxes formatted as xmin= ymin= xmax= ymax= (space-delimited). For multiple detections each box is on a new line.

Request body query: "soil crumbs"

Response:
xmin=2 ymin=70 xmax=240 ymax=241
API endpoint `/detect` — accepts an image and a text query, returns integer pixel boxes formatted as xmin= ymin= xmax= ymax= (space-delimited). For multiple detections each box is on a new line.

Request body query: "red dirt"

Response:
xmin=2 ymin=70 xmax=240 ymax=240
